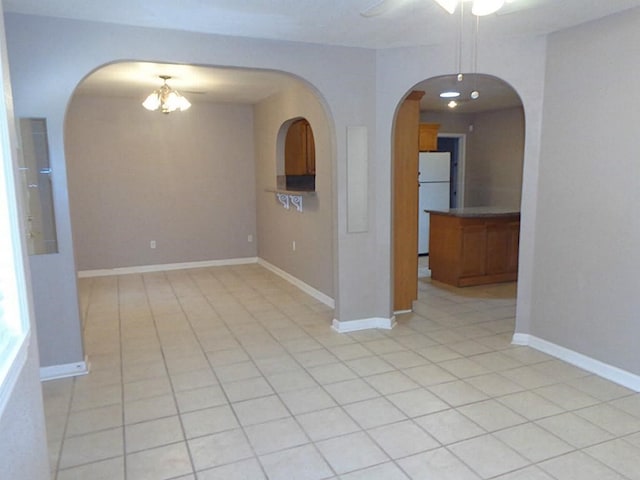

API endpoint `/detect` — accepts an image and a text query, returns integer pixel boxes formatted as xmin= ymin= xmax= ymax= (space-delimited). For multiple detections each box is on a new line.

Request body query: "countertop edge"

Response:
xmin=425 ymin=209 xmax=520 ymax=219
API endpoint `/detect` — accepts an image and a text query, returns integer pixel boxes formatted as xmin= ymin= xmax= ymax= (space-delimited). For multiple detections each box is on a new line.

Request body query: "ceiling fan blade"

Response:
xmin=360 ymin=0 xmax=410 ymax=17
xmin=497 ymin=0 xmax=555 ymax=15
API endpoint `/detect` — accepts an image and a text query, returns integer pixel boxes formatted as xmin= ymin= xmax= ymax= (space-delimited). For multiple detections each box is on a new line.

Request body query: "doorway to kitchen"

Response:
xmin=393 ymin=73 xmax=525 ymax=312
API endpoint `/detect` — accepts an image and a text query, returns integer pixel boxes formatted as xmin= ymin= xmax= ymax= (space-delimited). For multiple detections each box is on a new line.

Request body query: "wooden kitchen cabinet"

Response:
xmin=419 ymin=123 xmax=440 ymax=151
xmin=428 ymin=210 xmax=520 ymax=287
xmin=285 ymin=118 xmax=316 ymax=175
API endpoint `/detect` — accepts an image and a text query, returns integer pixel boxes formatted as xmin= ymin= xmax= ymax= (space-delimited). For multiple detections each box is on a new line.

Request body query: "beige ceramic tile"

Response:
xmin=65 ymin=403 xmax=123 ymax=437
xmin=125 ymin=416 xmax=184 ymax=453
xmin=222 ymin=376 xmax=274 ymax=402
xmin=397 ymin=448 xmax=481 ymax=480
xmin=496 ymin=391 xmax=565 ymax=420
xmin=244 ymin=417 xmax=309 ymax=455
xmin=539 ymin=451 xmax=625 ymax=480
xmin=48 ymin=269 xmax=640 ymax=480
xmin=56 ymin=457 xmax=124 ymax=480
xmin=339 ymin=462 xmax=410 ymax=479
xmin=575 ymin=403 xmax=640 ymax=436
xmin=368 ymin=420 xmax=439 ymax=459
xmin=126 ymin=442 xmax=192 ymax=480
xmin=585 ymin=438 xmax=640 ymax=479
xmin=181 ymin=404 xmax=238 ymax=439
xmin=448 ymin=434 xmax=529 ymax=479
xmin=386 ymin=388 xmax=449 ymax=417
xmin=364 ymin=371 xmax=420 ymax=395
xmin=197 ymin=458 xmax=266 ymax=480
xmin=188 ymin=428 xmax=253 ymax=471
xmin=259 ymin=444 xmax=334 ymax=480
xmin=415 ymin=408 xmax=485 ymax=445
xmin=343 ymin=397 xmax=407 ymax=429
xmin=124 ymin=394 xmax=178 ymax=425
xmin=316 ymin=431 xmax=389 ymax=474
xmin=231 ymin=395 xmax=290 ymax=426
xmin=428 ymin=380 xmax=488 ymax=407
xmin=458 ymin=399 xmax=527 ymax=432
xmin=279 ymin=386 xmax=337 ymax=414
xmin=296 ymin=406 xmax=360 ymax=441
xmin=494 ymin=423 xmax=573 ymax=462
xmin=536 ymin=412 xmax=615 ymax=448
xmin=59 ymin=427 xmax=124 ymax=469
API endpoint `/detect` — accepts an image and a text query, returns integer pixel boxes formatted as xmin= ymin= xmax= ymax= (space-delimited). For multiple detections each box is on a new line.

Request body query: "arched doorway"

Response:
xmin=65 ymin=60 xmax=336 ymax=309
xmin=393 ymin=73 xmax=525 ymax=311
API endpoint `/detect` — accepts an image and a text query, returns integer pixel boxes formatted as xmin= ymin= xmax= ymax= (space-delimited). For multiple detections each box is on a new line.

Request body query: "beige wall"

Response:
xmin=254 ymin=83 xmax=334 ymax=297
xmin=0 ymin=2 xmax=50 ymax=477
xmin=528 ymin=8 xmax=640 ymax=376
xmin=66 ymin=95 xmax=257 ymax=271
xmin=422 ymin=107 xmax=524 ymax=209
xmin=468 ymin=107 xmax=524 ymax=208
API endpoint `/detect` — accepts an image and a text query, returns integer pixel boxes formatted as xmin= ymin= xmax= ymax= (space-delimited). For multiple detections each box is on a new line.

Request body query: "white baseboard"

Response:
xmin=257 ymin=258 xmax=334 ymax=308
xmin=394 ymin=309 xmax=412 ymax=315
xmin=40 ymin=357 xmax=90 ymax=382
xmin=332 ymin=316 xmax=396 ymax=333
xmin=512 ymin=333 xmax=640 ymax=392
xmin=78 ymin=257 xmax=258 ymax=278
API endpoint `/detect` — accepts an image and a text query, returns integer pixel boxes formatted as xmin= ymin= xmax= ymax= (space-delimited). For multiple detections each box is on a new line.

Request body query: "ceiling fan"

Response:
xmin=360 ymin=0 xmax=553 ymax=18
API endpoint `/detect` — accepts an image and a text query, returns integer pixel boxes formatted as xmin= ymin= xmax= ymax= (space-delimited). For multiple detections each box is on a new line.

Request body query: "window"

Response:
xmin=0 ymin=88 xmax=30 ymax=416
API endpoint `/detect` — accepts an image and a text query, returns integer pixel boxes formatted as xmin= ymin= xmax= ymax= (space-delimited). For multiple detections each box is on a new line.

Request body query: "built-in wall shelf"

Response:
xmin=265 ymin=188 xmax=316 ymax=212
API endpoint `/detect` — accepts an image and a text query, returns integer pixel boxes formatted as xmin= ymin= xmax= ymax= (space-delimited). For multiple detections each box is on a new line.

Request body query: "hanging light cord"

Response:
xmin=457 ymin=1 xmax=464 ymax=81
xmin=471 ymin=14 xmax=480 ymax=99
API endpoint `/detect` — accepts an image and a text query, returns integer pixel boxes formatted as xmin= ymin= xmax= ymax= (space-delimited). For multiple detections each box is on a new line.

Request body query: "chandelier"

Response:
xmin=142 ymin=75 xmax=191 ymax=114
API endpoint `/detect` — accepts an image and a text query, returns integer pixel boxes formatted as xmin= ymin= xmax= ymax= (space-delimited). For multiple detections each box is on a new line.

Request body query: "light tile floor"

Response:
xmin=42 ymin=264 xmax=640 ymax=480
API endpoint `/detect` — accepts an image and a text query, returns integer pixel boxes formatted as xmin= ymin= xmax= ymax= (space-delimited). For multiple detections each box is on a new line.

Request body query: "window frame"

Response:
xmin=0 ymin=65 xmax=32 ymax=416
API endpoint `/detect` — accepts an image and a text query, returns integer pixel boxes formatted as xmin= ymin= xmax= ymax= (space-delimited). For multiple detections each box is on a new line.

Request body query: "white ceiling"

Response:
xmin=5 ymin=0 xmax=640 ymax=111
xmin=5 ymin=0 xmax=639 ymax=49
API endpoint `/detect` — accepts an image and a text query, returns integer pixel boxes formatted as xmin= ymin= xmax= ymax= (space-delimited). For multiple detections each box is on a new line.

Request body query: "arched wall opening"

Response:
xmin=65 ymin=61 xmax=335 ymax=295
xmin=392 ymin=73 xmax=525 ymax=313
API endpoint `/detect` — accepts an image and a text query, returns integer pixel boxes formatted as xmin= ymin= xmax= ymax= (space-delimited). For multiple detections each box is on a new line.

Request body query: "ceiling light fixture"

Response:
xmin=448 ymin=100 xmax=458 ymax=108
xmin=435 ymin=0 xmax=505 ymax=16
xmin=142 ymin=75 xmax=191 ymax=114
xmin=440 ymin=91 xmax=461 ymax=98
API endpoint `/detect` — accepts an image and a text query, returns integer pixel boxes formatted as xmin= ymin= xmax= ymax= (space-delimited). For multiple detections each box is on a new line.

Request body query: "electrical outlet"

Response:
xmin=292 ymin=240 xmax=296 ymax=251
xmin=150 ymin=240 xmax=156 ymax=249
xmin=248 ymin=234 xmax=253 ymax=243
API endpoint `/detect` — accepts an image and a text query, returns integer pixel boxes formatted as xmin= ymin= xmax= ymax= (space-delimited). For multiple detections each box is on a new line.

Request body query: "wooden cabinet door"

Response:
xmin=285 ymin=119 xmax=315 ymax=175
xmin=486 ymin=224 xmax=510 ymax=274
xmin=305 ymin=123 xmax=316 ymax=174
xmin=285 ymin=120 xmax=307 ymax=175
xmin=419 ymin=123 xmax=440 ymax=152
xmin=460 ymin=225 xmax=486 ymax=277
xmin=507 ymin=222 xmax=520 ymax=273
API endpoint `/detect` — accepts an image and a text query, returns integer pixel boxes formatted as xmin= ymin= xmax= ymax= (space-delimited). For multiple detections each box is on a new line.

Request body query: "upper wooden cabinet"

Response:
xmin=419 ymin=123 xmax=440 ymax=152
xmin=285 ymin=118 xmax=316 ymax=176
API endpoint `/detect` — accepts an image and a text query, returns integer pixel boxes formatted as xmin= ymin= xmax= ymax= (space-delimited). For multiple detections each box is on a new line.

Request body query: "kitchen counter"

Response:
xmin=425 ymin=207 xmax=520 ymax=218
xmin=427 ymin=209 xmax=520 ymax=287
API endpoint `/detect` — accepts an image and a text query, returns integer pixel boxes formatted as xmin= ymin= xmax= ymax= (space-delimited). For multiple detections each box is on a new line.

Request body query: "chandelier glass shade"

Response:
xmin=142 ymin=75 xmax=191 ymax=114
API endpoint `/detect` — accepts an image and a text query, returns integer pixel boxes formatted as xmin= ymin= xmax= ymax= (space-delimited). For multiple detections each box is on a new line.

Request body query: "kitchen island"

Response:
xmin=426 ymin=208 xmax=520 ymax=287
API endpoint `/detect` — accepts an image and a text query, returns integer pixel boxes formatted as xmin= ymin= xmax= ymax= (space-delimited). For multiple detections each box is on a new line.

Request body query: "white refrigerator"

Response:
xmin=418 ymin=152 xmax=451 ymax=255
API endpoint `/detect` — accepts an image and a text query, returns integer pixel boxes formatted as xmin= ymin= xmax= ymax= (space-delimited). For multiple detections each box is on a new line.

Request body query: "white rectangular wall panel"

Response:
xmin=346 ymin=126 xmax=368 ymax=233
